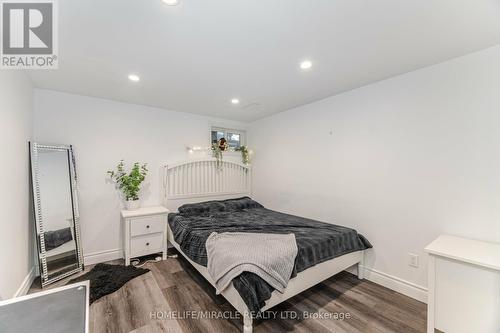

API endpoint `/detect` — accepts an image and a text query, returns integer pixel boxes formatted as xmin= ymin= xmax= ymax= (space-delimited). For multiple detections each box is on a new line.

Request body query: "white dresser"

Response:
xmin=121 ymin=206 xmax=169 ymax=266
xmin=425 ymin=235 xmax=500 ymax=333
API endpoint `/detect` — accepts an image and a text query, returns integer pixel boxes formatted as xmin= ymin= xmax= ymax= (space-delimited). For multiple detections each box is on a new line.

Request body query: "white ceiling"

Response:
xmin=28 ymin=0 xmax=500 ymax=122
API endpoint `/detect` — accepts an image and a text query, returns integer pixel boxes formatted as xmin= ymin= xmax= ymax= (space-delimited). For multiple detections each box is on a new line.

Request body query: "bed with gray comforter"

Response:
xmin=168 ymin=197 xmax=372 ymax=314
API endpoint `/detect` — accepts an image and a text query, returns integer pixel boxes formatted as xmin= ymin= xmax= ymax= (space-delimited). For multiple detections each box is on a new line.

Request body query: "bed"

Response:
xmin=163 ymin=159 xmax=371 ymax=333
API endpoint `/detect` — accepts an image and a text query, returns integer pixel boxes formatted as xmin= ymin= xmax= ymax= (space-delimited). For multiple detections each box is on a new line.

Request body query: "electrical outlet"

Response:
xmin=409 ymin=253 xmax=419 ymax=268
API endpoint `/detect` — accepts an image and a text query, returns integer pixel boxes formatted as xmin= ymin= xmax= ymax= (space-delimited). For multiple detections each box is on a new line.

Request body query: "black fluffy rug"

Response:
xmin=67 ymin=263 xmax=149 ymax=304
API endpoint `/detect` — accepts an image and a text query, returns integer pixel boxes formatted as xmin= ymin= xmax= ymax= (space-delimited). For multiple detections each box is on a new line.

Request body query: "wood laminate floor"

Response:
xmin=30 ymin=250 xmax=427 ymax=333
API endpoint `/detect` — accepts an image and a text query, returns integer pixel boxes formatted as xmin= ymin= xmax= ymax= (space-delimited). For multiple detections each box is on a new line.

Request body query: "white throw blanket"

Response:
xmin=206 ymin=232 xmax=298 ymax=294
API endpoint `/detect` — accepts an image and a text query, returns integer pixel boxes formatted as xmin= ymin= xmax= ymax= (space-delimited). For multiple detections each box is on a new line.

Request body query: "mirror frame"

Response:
xmin=30 ymin=142 xmax=84 ymax=287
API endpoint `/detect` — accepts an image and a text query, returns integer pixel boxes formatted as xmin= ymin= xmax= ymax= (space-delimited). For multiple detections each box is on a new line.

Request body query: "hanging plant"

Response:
xmin=212 ymin=142 xmax=223 ymax=169
xmin=235 ymin=145 xmax=250 ymax=165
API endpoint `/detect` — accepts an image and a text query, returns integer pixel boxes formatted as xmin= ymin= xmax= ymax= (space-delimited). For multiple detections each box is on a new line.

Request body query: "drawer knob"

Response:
xmin=146 ymin=242 xmax=150 ymax=246
xmin=146 ymin=225 xmax=150 ymax=229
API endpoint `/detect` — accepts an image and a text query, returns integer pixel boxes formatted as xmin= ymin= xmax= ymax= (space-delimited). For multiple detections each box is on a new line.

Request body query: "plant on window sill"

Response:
xmin=189 ymin=144 xmax=252 ymax=167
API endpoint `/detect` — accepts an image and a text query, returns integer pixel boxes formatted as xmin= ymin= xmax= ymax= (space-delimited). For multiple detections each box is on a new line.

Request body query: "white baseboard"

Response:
xmin=84 ymin=248 xmax=123 ymax=266
xmin=14 ymin=266 xmax=36 ymax=298
xmin=360 ymin=266 xmax=428 ymax=303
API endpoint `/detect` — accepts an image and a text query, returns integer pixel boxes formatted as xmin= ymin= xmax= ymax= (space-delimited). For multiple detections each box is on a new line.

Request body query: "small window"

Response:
xmin=211 ymin=127 xmax=246 ymax=149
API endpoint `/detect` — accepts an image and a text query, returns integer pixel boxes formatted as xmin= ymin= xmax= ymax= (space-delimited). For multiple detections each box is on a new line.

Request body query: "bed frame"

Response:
xmin=163 ymin=159 xmax=365 ymax=333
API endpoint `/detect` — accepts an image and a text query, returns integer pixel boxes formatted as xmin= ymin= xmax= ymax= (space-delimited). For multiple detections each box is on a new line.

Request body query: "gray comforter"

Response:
xmin=168 ymin=197 xmax=372 ymax=314
xmin=44 ymin=227 xmax=73 ymax=251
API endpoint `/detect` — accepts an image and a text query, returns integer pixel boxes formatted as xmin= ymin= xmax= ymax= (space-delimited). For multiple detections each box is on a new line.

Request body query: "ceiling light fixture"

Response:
xmin=128 ymin=74 xmax=140 ymax=82
xmin=161 ymin=0 xmax=180 ymax=5
xmin=231 ymin=98 xmax=240 ymax=105
xmin=300 ymin=60 xmax=313 ymax=70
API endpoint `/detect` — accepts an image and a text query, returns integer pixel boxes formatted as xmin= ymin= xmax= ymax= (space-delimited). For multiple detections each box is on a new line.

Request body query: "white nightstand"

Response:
xmin=121 ymin=206 xmax=169 ymax=266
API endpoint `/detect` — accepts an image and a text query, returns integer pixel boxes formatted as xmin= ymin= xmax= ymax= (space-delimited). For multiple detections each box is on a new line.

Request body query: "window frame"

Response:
xmin=210 ymin=126 xmax=247 ymax=151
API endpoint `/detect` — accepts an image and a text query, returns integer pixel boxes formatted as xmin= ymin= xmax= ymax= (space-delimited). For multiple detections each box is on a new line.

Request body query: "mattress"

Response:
xmin=168 ymin=197 xmax=372 ymax=313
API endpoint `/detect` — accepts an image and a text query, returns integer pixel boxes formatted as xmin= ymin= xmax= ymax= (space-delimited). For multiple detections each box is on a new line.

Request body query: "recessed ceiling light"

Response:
xmin=300 ymin=60 xmax=313 ymax=70
xmin=128 ymin=74 xmax=140 ymax=82
xmin=231 ymin=98 xmax=240 ymax=105
xmin=161 ymin=0 xmax=179 ymax=5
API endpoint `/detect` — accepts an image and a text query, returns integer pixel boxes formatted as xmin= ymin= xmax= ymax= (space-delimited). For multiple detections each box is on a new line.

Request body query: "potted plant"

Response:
xmin=107 ymin=160 xmax=148 ymax=210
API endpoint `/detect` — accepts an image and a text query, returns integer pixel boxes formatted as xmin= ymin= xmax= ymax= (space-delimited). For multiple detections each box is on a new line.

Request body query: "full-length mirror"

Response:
xmin=30 ymin=143 xmax=83 ymax=287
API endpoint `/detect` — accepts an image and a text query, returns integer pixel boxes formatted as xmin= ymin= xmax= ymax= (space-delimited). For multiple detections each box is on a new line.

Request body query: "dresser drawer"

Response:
xmin=130 ymin=215 xmax=164 ymax=236
xmin=130 ymin=233 xmax=164 ymax=256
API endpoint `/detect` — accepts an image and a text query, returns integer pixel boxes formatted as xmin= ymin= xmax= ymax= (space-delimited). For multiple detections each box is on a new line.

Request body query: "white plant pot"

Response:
xmin=126 ymin=200 xmax=141 ymax=210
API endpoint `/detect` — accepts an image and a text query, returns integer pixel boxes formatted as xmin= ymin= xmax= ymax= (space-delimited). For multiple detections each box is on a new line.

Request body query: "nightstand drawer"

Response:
xmin=130 ymin=233 xmax=163 ymax=255
xmin=130 ymin=215 xmax=164 ymax=236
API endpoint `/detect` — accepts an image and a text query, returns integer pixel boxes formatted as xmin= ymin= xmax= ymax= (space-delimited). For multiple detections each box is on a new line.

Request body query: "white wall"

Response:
xmin=0 ymin=72 xmax=34 ymax=299
xmin=249 ymin=45 xmax=500 ymax=299
xmin=33 ymin=90 xmax=246 ymax=263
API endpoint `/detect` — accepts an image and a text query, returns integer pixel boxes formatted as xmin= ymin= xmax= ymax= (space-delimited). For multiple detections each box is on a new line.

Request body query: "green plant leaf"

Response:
xmin=107 ymin=160 xmax=148 ymax=201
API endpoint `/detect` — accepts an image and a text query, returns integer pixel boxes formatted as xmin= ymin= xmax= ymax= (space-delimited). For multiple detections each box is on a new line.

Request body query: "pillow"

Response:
xmin=224 ymin=197 xmax=264 ymax=211
xmin=177 ymin=197 xmax=264 ymax=216
xmin=178 ymin=201 xmax=226 ymax=216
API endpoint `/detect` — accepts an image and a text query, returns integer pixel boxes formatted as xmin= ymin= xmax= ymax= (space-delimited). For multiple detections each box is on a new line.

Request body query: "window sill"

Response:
xmin=225 ymin=149 xmax=241 ymax=153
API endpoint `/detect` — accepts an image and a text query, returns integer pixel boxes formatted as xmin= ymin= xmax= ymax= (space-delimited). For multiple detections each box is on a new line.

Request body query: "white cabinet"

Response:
xmin=425 ymin=235 xmax=500 ymax=333
xmin=121 ymin=206 xmax=169 ymax=266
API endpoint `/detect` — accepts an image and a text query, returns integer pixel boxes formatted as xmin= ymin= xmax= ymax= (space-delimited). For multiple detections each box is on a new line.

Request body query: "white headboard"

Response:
xmin=163 ymin=159 xmax=251 ymax=211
